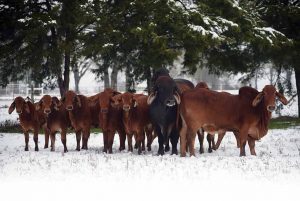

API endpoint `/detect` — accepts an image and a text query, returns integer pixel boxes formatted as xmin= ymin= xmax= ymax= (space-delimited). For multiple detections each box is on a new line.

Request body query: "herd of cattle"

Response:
xmin=8 ymin=68 xmax=288 ymax=157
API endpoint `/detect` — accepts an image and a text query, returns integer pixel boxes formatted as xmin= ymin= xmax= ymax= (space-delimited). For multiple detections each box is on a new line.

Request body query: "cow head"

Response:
xmin=62 ymin=90 xmax=81 ymax=111
xmin=35 ymin=95 xmax=61 ymax=115
xmin=195 ymin=82 xmax=209 ymax=89
xmin=8 ymin=96 xmax=30 ymax=114
xmin=252 ymin=85 xmax=288 ymax=112
xmin=98 ymin=88 xmax=120 ymax=129
xmin=147 ymin=76 xmax=181 ymax=107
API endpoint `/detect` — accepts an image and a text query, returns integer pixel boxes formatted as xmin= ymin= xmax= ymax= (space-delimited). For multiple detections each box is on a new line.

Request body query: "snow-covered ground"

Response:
xmin=0 ymin=129 xmax=300 ymax=201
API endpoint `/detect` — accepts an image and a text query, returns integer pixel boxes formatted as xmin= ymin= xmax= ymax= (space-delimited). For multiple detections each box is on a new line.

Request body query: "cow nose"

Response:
xmin=101 ymin=108 xmax=108 ymax=113
xmin=267 ymin=105 xmax=275 ymax=112
xmin=166 ymin=99 xmax=176 ymax=107
xmin=44 ymin=109 xmax=51 ymax=114
xmin=123 ymin=105 xmax=130 ymax=111
xmin=66 ymin=105 xmax=73 ymax=110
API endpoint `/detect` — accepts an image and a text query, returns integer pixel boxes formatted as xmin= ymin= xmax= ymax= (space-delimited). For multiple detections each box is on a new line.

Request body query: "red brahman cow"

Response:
xmin=98 ymin=88 xmax=126 ymax=153
xmin=180 ymin=85 xmax=288 ymax=157
xmin=36 ymin=95 xmax=70 ymax=152
xmin=62 ymin=91 xmax=100 ymax=151
xmin=8 ymin=97 xmax=48 ymax=151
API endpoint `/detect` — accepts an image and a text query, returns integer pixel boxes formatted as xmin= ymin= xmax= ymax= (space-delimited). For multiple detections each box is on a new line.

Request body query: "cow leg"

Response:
xmin=212 ymin=135 xmax=217 ymax=150
xmin=117 ymin=128 xmax=126 ymax=151
xmin=82 ymin=129 xmax=90 ymax=150
xmin=102 ymin=131 xmax=108 ymax=153
xmin=197 ymin=130 xmax=204 ymax=154
xmin=215 ymin=131 xmax=226 ymax=150
xmin=234 ymin=132 xmax=240 ymax=148
xmin=44 ymin=126 xmax=50 ymax=149
xmin=179 ymin=120 xmax=188 ymax=157
xmin=50 ymin=132 xmax=56 ymax=152
xmin=170 ymin=129 xmax=179 ymax=155
xmin=155 ymin=126 xmax=164 ymax=155
xmin=164 ymin=138 xmax=170 ymax=152
xmin=33 ymin=128 xmax=39 ymax=151
xmin=189 ymin=130 xmax=197 ymax=157
xmin=136 ymin=131 xmax=144 ymax=155
xmin=127 ymin=133 xmax=133 ymax=152
xmin=24 ymin=131 xmax=29 ymax=151
xmin=239 ymin=139 xmax=247 ymax=157
xmin=248 ymin=137 xmax=256 ymax=156
xmin=207 ymin=134 xmax=213 ymax=153
xmin=75 ymin=130 xmax=81 ymax=151
xmin=108 ymin=131 xmax=115 ymax=154
xmin=145 ymin=126 xmax=153 ymax=151
xmin=141 ymin=131 xmax=146 ymax=152
xmin=61 ymin=129 xmax=68 ymax=153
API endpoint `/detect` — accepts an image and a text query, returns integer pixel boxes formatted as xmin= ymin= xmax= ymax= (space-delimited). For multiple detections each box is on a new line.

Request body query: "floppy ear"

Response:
xmin=147 ymin=92 xmax=156 ymax=105
xmin=276 ymin=92 xmax=288 ymax=105
xmin=52 ymin=97 xmax=61 ymax=110
xmin=252 ymin=92 xmax=264 ymax=107
xmin=24 ymin=102 xmax=30 ymax=113
xmin=60 ymin=96 xmax=65 ymax=102
xmin=75 ymin=95 xmax=81 ymax=107
xmin=35 ymin=99 xmax=43 ymax=111
xmin=8 ymin=101 xmax=16 ymax=114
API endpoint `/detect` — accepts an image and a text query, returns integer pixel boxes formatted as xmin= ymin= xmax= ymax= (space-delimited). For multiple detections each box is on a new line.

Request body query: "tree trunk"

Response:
xmin=74 ymin=64 xmax=80 ymax=93
xmin=294 ymin=67 xmax=300 ymax=118
xmin=103 ymin=68 xmax=110 ymax=89
xmin=111 ymin=65 xmax=118 ymax=90
xmin=146 ymin=67 xmax=152 ymax=94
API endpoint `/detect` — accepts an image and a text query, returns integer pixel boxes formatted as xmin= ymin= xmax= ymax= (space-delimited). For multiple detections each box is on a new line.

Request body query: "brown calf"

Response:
xmin=98 ymin=88 xmax=126 ymax=153
xmin=180 ymin=85 xmax=288 ymax=157
xmin=112 ymin=92 xmax=154 ymax=154
xmin=8 ymin=97 xmax=48 ymax=151
xmin=36 ymin=95 xmax=70 ymax=152
xmin=62 ymin=90 xmax=100 ymax=151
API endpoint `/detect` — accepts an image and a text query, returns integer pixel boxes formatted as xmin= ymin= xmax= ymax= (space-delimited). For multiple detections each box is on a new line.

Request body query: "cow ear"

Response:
xmin=133 ymin=98 xmax=138 ymax=107
xmin=252 ymin=92 xmax=264 ymax=107
xmin=276 ymin=92 xmax=288 ymax=105
xmin=8 ymin=101 xmax=16 ymax=114
xmin=147 ymin=92 xmax=156 ymax=105
xmin=24 ymin=102 xmax=30 ymax=113
xmin=35 ymin=99 xmax=43 ymax=111
xmin=60 ymin=96 xmax=65 ymax=102
xmin=75 ymin=96 xmax=81 ymax=107
xmin=52 ymin=97 xmax=61 ymax=110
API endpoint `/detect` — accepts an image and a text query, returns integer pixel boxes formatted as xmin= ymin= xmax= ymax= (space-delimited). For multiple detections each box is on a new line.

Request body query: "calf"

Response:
xmin=179 ymin=85 xmax=288 ymax=157
xmin=112 ymin=92 xmax=154 ymax=154
xmin=8 ymin=97 xmax=48 ymax=151
xmin=98 ymin=88 xmax=126 ymax=153
xmin=62 ymin=90 xmax=100 ymax=151
xmin=36 ymin=95 xmax=70 ymax=152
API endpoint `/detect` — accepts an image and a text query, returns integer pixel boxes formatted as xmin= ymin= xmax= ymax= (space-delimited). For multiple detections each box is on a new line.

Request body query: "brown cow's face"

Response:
xmin=252 ymin=85 xmax=288 ymax=112
xmin=110 ymin=94 xmax=123 ymax=109
xmin=120 ymin=92 xmax=136 ymax=112
xmin=63 ymin=91 xmax=81 ymax=111
xmin=36 ymin=95 xmax=61 ymax=115
xmin=8 ymin=96 xmax=30 ymax=114
xmin=196 ymin=82 xmax=209 ymax=89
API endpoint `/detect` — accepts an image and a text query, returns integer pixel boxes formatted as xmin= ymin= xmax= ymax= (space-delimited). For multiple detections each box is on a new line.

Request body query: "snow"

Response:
xmin=0 ymin=128 xmax=300 ymax=201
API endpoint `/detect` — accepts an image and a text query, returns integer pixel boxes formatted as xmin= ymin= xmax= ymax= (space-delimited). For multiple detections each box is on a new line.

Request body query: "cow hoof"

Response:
xmin=164 ymin=146 xmax=170 ymax=152
xmin=208 ymin=148 xmax=212 ymax=153
xmin=76 ymin=147 xmax=80 ymax=151
xmin=51 ymin=149 xmax=55 ymax=152
xmin=147 ymin=147 xmax=151 ymax=151
xmin=25 ymin=147 xmax=29 ymax=151
xmin=134 ymin=143 xmax=138 ymax=149
xmin=64 ymin=149 xmax=68 ymax=153
xmin=157 ymin=149 xmax=164 ymax=156
xmin=180 ymin=153 xmax=186 ymax=157
xmin=171 ymin=149 xmax=178 ymax=155
xmin=35 ymin=147 xmax=39 ymax=151
xmin=44 ymin=145 xmax=48 ymax=149
xmin=119 ymin=147 xmax=125 ymax=151
xmin=138 ymin=150 xmax=142 ymax=155
xmin=199 ymin=148 xmax=204 ymax=154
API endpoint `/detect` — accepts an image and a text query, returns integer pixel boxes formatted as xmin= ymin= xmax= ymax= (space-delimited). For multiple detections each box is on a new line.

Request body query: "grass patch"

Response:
xmin=269 ymin=116 xmax=300 ymax=129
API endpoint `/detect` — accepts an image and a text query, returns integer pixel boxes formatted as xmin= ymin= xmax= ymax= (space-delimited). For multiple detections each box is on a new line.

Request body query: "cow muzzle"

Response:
xmin=166 ymin=99 xmax=176 ymax=107
xmin=101 ymin=108 xmax=108 ymax=113
xmin=44 ymin=109 xmax=51 ymax=114
xmin=267 ymin=105 xmax=275 ymax=112
xmin=66 ymin=105 xmax=73 ymax=111
xmin=123 ymin=105 xmax=130 ymax=112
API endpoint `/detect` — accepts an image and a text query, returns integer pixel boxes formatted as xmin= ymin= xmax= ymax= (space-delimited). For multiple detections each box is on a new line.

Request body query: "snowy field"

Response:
xmin=0 ymin=128 xmax=300 ymax=201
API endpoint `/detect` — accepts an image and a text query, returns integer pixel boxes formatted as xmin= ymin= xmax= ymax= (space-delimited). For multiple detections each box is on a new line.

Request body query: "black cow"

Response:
xmin=147 ymin=68 xmax=194 ymax=155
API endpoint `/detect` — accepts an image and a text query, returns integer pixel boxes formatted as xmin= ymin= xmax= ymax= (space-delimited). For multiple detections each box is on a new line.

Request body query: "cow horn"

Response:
xmin=133 ymin=99 xmax=138 ymax=107
xmin=252 ymin=92 xmax=264 ymax=107
xmin=174 ymin=91 xmax=181 ymax=105
xmin=276 ymin=92 xmax=288 ymax=105
xmin=147 ymin=92 xmax=156 ymax=105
